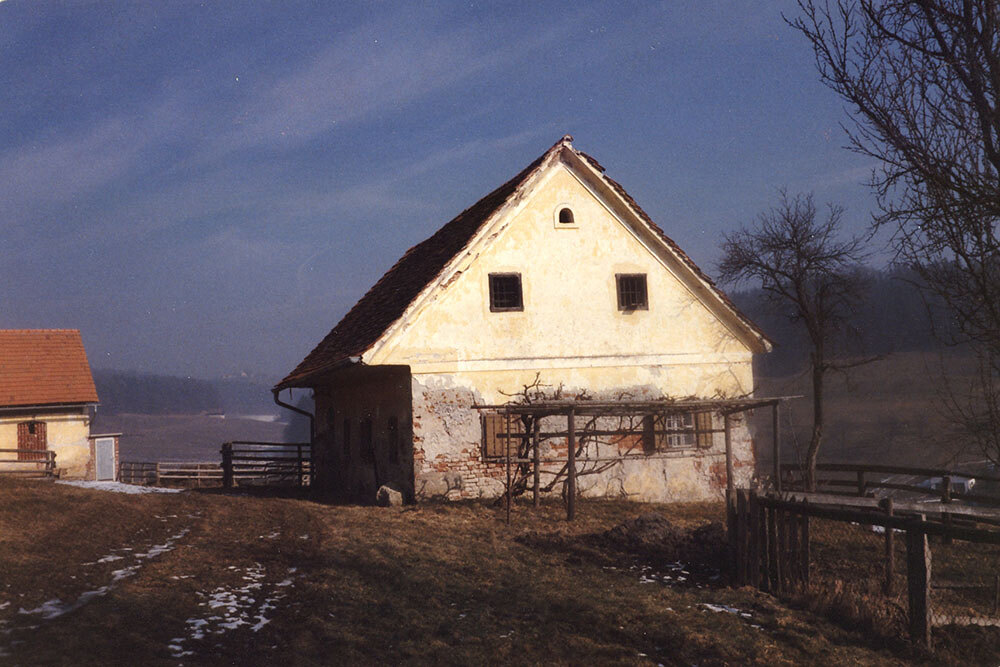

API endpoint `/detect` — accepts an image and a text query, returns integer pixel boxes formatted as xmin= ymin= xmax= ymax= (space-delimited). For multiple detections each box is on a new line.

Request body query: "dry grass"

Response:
xmin=1 ymin=479 xmax=992 ymax=665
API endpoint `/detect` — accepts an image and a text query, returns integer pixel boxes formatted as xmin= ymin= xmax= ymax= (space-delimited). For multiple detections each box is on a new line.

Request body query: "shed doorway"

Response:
xmin=95 ymin=437 xmax=115 ymax=480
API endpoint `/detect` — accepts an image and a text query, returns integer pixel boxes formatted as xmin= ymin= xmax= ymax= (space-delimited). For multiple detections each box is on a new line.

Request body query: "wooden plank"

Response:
xmin=881 ymin=497 xmax=895 ymax=596
xmin=736 ymin=490 xmax=748 ymax=585
xmin=748 ymin=491 xmax=760 ymax=588
xmin=775 ymin=508 xmax=786 ymax=595
xmin=767 ymin=506 xmax=778 ymax=593
xmin=787 ymin=509 xmax=799 ymax=589
xmin=906 ymin=517 xmax=932 ymax=649
xmin=800 ymin=508 xmax=810 ymax=588
xmin=780 ymin=462 xmax=1000 ymax=484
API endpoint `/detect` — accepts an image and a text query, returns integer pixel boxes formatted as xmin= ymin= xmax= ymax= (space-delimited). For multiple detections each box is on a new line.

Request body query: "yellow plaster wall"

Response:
xmin=358 ymin=160 xmax=761 ymax=501
xmin=0 ymin=410 xmax=92 ymax=478
xmin=374 ymin=163 xmax=753 ymax=384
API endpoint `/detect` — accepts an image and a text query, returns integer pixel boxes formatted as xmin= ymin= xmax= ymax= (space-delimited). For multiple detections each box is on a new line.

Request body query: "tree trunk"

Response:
xmin=806 ymin=359 xmax=824 ymax=492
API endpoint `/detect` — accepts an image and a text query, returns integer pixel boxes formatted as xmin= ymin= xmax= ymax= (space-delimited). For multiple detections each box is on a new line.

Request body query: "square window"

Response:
xmin=616 ymin=274 xmax=648 ymax=311
xmin=489 ymin=273 xmax=523 ymax=311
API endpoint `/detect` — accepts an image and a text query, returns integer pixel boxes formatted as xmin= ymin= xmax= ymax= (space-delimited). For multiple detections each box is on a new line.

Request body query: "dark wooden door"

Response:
xmin=17 ymin=421 xmax=47 ymax=461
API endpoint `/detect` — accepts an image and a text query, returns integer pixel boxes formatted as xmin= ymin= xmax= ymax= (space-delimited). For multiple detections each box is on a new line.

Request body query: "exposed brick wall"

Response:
xmin=411 ymin=383 xmax=757 ymax=502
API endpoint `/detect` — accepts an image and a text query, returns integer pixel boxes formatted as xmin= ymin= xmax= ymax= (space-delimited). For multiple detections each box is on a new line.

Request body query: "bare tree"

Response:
xmin=788 ymin=0 xmax=1000 ymax=463
xmin=718 ymin=191 xmax=868 ymax=490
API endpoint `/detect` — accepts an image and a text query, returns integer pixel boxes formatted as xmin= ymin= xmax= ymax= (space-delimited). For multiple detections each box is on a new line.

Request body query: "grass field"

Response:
xmin=3 ymin=479 xmax=998 ymax=665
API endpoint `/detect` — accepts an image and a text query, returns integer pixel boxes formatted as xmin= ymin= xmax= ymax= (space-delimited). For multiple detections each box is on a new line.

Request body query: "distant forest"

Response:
xmin=731 ymin=265 xmax=957 ymax=376
xmin=92 ymin=370 xmax=279 ymax=416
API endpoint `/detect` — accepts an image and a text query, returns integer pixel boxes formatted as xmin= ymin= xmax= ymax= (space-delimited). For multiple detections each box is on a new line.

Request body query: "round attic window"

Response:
xmin=558 ymin=207 xmax=574 ymax=224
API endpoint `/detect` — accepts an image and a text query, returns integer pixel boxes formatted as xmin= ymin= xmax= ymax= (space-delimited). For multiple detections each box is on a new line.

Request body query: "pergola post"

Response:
xmin=532 ymin=418 xmax=540 ymax=508
xmin=724 ymin=412 xmax=734 ymax=502
xmin=567 ymin=408 xmax=576 ymax=521
xmin=505 ymin=409 xmax=511 ymax=526
xmin=773 ymin=402 xmax=782 ymax=493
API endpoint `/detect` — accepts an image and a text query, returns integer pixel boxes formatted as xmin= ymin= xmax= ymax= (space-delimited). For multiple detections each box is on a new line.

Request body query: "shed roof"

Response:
xmin=277 ymin=136 xmax=768 ymax=389
xmin=0 ymin=329 xmax=99 ymax=407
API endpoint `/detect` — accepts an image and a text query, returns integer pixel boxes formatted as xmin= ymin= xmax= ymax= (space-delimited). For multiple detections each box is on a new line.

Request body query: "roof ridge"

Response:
xmin=277 ymin=136 xmax=768 ymax=389
xmin=277 ymin=137 xmax=568 ymax=388
xmin=0 ymin=328 xmax=82 ymax=333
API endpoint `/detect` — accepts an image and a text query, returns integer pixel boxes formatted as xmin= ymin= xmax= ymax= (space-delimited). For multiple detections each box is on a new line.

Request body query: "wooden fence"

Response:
xmin=119 ymin=461 xmax=223 ymax=487
xmin=729 ymin=489 xmax=1000 ymax=649
xmin=780 ymin=462 xmax=1000 ymax=506
xmin=220 ymin=441 xmax=310 ymax=489
xmin=0 ymin=449 xmax=57 ymax=478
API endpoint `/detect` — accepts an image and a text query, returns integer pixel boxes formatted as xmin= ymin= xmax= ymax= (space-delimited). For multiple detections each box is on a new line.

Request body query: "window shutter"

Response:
xmin=482 ymin=414 xmax=523 ymax=459
xmin=696 ymin=412 xmax=713 ymax=448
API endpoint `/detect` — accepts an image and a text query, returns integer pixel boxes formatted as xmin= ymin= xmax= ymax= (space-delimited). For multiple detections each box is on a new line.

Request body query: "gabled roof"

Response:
xmin=0 ymin=329 xmax=99 ymax=407
xmin=277 ymin=136 xmax=769 ymax=390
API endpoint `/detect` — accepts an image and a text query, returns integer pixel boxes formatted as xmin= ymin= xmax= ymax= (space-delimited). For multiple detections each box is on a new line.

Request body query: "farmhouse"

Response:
xmin=0 ymin=329 xmax=118 ymax=480
xmin=275 ymin=136 xmax=770 ymax=503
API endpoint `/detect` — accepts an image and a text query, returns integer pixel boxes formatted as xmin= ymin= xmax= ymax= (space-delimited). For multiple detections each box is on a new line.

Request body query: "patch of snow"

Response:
xmin=170 ymin=565 xmax=301 ymax=656
xmin=700 ymin=603 xmax=743 ymax=615
xmin=56 ymin=481 xmax=184 ymax=494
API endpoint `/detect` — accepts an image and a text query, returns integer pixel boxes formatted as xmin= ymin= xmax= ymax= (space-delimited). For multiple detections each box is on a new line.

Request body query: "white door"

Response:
xmin=95 ymin=438 xmax=115 ymax=481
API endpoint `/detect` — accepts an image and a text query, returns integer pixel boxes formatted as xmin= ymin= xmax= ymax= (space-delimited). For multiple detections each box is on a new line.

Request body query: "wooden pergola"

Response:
xmin=473 ymin=396 xmax=799 ymax=522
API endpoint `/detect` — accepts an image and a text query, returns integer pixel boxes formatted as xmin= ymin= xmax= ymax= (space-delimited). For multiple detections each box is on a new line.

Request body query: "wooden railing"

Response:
xmin=728 ymin=488 xmax=1000 ymax=649
xmin=119 ymin=461 xmax=223 ymax=487
xmin=220 ymin=441 xmax=311 ymax=489
xmin=780 ymin=462 xmax=1000 ymax=506
xmin=0 ymin=449 xmax=57 ymax=478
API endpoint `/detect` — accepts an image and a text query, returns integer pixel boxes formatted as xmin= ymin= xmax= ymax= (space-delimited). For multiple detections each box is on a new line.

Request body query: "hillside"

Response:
xmin=6 ymin=480 xmax=993 ymax=664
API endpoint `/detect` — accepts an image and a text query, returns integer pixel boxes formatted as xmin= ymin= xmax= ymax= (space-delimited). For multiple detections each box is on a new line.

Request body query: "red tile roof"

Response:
xmin=277 ymin=137 xmax=768 ymax=389
xmin=0 ymin=330 xmax=99 ymax=407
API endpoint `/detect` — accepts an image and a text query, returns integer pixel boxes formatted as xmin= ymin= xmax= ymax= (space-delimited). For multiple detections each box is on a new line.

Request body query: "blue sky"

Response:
xmin=0 ymin=1 xmax=879 ymax=379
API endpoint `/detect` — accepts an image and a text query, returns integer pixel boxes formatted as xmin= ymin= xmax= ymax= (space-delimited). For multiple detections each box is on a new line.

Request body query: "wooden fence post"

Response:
xmin=221 ymin=443 xmax=233 ymax=490
xmin=767 ymin=505 xmax=779 ymax=593
xmin=786 ymin=510 xmax=799 ymax=590
xmin=881 ymin=497 xmax=895 ymax=595
xmin=757 ymin=494 xmax=769 ymax=589
xmin=748 ymin=491 xmax=760 ymax=588
xmin=906 ymin=515 xmax=932 ymax=649
xmin=736 ymin=490 xmax=748 ymax=585
xmin=941 ymin=476 xmax=953 ymax=545
xmin=857 ymin=470 xmax=866 ymax=497
xmin=775 ymin=507 xmax=786 ymax=595
xmin=799 ymin=503 xmax=810 ymax=589
xmin=297 ymin=442 xmax=304 ymax=487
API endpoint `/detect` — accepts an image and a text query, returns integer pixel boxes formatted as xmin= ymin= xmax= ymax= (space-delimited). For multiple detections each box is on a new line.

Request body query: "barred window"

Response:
xmin=482 ymin=413 xmax=524 ymax=459
xmin=489 ymin=273 xmax=523 ymax=312
xmin=643 ymin=412 xmax=713 ymax=451
xmin=616 ymin=274 xmax=648 ymax=311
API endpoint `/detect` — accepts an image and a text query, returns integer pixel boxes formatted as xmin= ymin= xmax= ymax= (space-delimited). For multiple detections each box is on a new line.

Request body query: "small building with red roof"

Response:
xmin=0 ymin=329 xmax=116 ymax=480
